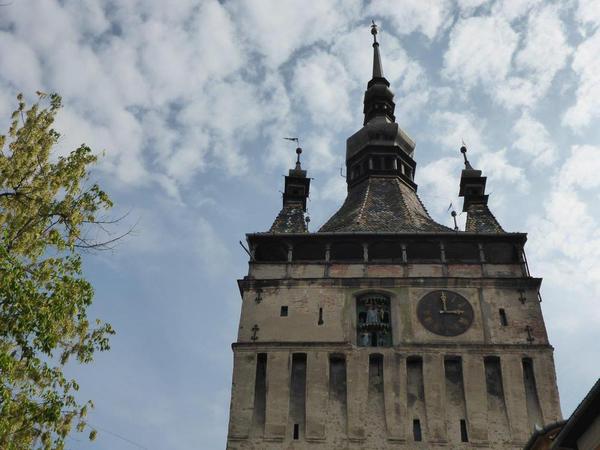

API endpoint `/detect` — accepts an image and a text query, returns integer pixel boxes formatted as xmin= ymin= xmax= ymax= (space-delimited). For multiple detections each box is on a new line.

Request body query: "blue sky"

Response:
xmin=1 ymin=0 xmax=600 ymax=448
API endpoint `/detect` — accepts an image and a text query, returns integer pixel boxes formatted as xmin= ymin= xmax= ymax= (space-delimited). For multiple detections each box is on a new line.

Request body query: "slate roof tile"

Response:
xmin=319 ymin=177 xmax=451 ymax=233
xmin=269 ymin=202 xmax=307 ymax=233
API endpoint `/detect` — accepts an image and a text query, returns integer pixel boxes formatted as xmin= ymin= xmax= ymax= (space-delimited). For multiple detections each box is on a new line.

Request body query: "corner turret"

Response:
xmin=458 ymin=145 xmax=504 ymax=233
xmin=269 ymin=145 xmax=311 ymax=233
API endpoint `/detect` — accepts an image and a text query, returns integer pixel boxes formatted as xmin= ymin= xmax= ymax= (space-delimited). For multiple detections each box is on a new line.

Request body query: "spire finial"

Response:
xmin=460 ymin=141 xmax=474 ymax=170
xmin=284 ymin=137 xmax=303 ymax=170
xmin=371 ymin=20 xmax=378 ymax=44
xmin=295 ymin=147 xmax=302 ymax=170
xmin=370 ymin=20 xmax=383 ymax=78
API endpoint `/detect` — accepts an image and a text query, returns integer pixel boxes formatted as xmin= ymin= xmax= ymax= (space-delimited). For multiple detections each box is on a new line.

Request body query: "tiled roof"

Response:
xmin=465 ymin=203 xmax=505 ymax=233
xmin=269 ymin=202 xmax=307 ymax=233
xmin=319 ymin=176 xmax=451 ymax=233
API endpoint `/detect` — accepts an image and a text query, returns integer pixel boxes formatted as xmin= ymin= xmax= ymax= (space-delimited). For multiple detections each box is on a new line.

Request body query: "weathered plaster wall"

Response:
xmin=227 ymin=257 xmax=561 ymax=449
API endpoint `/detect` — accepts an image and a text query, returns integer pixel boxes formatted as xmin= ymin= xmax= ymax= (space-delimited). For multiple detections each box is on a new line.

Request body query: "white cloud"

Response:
xmin=417 ymin=156 xmax=463 ymax=215
xmin=443 ymin=16 xmax=518 ymax=87
xmin=429 ymin=111 xmax=488 ymax=154
xmin=366 ymin=0 xmax=453 ymax=40
xmin=477 ymin=148 xmax=529 ymax=192
xmin=444 ymin=6 xmax=571 ymax=110
xmin=499 ymin=5 xmax=572 ymax=108
xmin=575 ymin=0 xmax=600 ymax=30
xmin=226 ymin=0 xmax=362 ymax=69
xmin=527 ymin=145 xmax=600 ymax=320
xmin=563 ymin=31 xmax=600 ymax=130
xmin=456 ymin=0 xmax=490 ymax=14
xmin=291 ymin=51 xmax=354 ymax=129
xmin=304 ymin=133 xmax=339 ymax=173
xmin=528 ymin=187 xmax=600 ymax=315
xmin=492 ymin=76 xmax=539 ymax=109
xmin=512 ymin=111 xmax=558 ymax=165
xmin=313 ymin=175 xmax=347 ymax=204
xmin=561 ymin=145 xmax=600 ymax=189
xmin=491 ymin=0 xmax=542 ymax=22
xmin=515 ymin=5 xmax=571 ymax=79
xmin=0 ymin=0 xmax=301 ymax=197
xmin=0 ymin=32 xmax=43 ymax=95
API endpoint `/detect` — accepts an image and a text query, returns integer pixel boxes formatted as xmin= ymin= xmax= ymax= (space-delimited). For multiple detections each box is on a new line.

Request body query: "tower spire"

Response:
xmin=269 ymin=141 xmax=311 ymax=233
xmin=371 ymin=20 xmax=383 ymax=78
xmin=320 ymin=22 xmax=449 ymax=233
xmin=363 ymin=21 xmax=395 ymax=125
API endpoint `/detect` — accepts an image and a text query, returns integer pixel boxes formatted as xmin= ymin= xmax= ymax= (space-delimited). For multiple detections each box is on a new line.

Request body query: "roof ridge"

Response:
xmin=393 ymin=177 xmax=416 ymax=226
xmin=483 ymin=204 xmax=504 ymax=232
xmin=356 ymin=177 xmax=371 ymax=226
xmin=414 ymin=187 xmax=435 ymax=220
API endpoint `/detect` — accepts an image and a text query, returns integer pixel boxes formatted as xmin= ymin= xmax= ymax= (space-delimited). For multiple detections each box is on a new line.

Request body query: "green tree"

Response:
xmin=0 ymin=93 xmax=115 ymax=449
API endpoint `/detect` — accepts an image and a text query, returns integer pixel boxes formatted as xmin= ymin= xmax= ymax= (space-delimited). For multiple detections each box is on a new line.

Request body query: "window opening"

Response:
xmin=318 ymin=307 xmax=324 ymax=325
xmin=280 ymin=306 xmax=288 ymax=317
xmin=413 ymin=419 xmax=422 ymax=441
xmin=499 ymin=308 xmax=508 ymax=326
xmin=293 ymin=423 xmax=299 ymax=440
xmin=357 ymin=294 xmax=391 ymax=347
xmin=460 ymin=419 xmax=469 ymax=442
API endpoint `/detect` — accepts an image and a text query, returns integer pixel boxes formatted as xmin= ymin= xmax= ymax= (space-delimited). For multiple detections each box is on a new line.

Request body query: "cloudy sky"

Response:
xmin=1 ymin=0 xmax=600 ymax=448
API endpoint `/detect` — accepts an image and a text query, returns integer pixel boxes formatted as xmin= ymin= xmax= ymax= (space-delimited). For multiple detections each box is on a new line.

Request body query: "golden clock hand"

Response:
xmin=442 ymin=309 xmax=464 ymax=315
xmin=440 ymin=292 xmax=448 ymax=312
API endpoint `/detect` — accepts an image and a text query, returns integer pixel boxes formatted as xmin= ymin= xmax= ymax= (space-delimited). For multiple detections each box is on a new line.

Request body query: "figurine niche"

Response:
xmin=357 ymin=296 xmax=392 ymax=347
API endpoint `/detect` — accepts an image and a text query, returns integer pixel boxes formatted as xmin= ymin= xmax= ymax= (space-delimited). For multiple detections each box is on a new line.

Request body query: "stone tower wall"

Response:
xmin=227 ymin=248 xmax=562 ymax=449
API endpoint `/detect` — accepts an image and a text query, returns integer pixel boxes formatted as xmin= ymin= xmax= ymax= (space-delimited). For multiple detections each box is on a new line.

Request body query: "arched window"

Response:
xmin=356 ymin=294 xmax=392 ymax=347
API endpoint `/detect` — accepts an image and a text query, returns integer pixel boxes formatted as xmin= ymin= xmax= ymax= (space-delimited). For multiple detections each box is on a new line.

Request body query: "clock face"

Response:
xmin=417 ymin=290 xmax=474 ymax=336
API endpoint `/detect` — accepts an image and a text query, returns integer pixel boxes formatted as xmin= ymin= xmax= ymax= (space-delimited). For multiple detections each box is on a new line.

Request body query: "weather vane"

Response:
xmin=283 ymin=137 xmax=302 ymax=170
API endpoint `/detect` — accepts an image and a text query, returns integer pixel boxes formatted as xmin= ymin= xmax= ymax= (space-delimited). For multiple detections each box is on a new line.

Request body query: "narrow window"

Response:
xmin=280 ymin=306 xmax=288 ymax=317
xmin=293 ymin=423 xmax=299 ymax=440
xmin=413 ymin=419 xmax=422 ymax=441
xmin=318 ymin=307 xmax=324 ymax=325
xmin=499 ymin=308 xmax=508 ymax=326
xmin=460 ymin=419 xmax=469 ymax=442
xmin=252 ymin=353 xmax=267 ymax=428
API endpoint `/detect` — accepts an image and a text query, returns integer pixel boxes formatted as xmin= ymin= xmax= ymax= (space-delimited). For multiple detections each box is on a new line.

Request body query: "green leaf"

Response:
xmin=0 ymin=93 xmax=114 ymax=449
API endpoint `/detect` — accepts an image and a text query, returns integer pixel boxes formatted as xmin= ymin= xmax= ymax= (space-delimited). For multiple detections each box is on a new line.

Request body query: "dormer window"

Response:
xmin=357 ymin=294 xmax=392 ymax=347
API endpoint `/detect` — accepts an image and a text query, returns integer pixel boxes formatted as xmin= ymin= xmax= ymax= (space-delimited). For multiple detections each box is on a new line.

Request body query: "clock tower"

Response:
xmin=226 ymin=23 xmax=562 ymax=449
